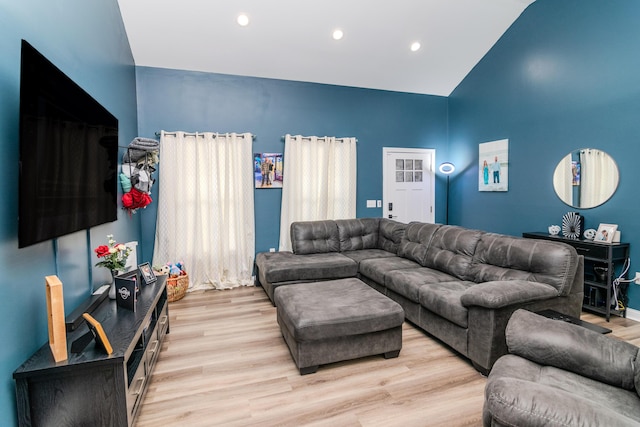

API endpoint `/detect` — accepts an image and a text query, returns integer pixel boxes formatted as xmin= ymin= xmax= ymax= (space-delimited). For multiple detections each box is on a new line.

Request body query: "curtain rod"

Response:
xmin=281 ymin=135 xmax=357 ymax=143
xmin=155 ymin=131 xmax=255 ymax=140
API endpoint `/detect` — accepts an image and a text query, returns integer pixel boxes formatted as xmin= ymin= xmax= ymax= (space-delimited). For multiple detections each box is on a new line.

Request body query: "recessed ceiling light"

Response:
xmin=410 ymin=42 xmax=421 ymax=52
xmin=237 ymin=14 xmax=249 ymax=27
xmin=332 ymin=29 xmax=344 ymax=40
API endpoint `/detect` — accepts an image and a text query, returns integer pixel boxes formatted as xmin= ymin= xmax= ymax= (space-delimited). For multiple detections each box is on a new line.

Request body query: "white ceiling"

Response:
xmin=117 ymin=0 xmax=535 ymax=97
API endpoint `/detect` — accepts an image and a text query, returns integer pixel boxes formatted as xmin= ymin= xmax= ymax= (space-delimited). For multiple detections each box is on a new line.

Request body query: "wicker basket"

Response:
xmin=166 ymin=273 xmax=189 ymax=302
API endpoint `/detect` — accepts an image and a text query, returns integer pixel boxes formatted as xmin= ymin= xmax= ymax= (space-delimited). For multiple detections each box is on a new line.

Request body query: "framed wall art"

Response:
xmin=254 ymin=152 xmax=283 ymax=189
xmin=479 ymin=139 xmax=509 ymax=192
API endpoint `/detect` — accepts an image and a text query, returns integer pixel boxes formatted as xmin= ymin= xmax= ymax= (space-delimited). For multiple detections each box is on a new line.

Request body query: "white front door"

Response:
xmin=382 ymin=147 xmax=435 ymax=224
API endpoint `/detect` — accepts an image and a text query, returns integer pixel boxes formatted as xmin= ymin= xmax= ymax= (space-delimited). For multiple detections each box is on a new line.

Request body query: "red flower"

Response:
xmin=95 ymin=245 xmax=110 ymax=258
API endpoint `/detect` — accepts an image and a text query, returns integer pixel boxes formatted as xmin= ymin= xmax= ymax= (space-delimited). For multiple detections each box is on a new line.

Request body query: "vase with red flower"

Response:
xmin=95 ymin=235 xmax=132 ymax=299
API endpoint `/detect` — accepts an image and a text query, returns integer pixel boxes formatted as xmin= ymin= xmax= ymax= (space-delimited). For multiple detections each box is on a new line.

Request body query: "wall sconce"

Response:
xmin=439 ymin=162 xmax=455 ymax=225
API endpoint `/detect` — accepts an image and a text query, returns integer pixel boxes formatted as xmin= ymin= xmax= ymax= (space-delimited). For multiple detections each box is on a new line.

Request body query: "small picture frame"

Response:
xmin=138 ymin=262 xmax=156 ymax=285
xmin=595 ymin=223 xmax=618 ymax=243
xmin=82 ymin=313 xmax=113 ymax=355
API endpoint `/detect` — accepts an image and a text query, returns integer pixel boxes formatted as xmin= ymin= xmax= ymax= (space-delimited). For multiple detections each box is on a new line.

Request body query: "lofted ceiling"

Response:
xmin=117 ymin=0 xmax=535 ymax=97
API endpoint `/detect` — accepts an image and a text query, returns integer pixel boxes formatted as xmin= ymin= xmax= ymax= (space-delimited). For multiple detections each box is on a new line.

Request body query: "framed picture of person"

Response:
xmin=138 ymin=262 xmax=156 ymax=285
xmin=479 ymin=139 xmax=509 ymax=192
xmin=595 ymin=223 xmax=617 ymax=243
xmin=254 ymin=152 xmax=283 ymax=189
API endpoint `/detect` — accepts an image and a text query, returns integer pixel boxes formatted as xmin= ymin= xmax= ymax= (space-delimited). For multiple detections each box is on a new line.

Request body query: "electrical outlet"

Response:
xmin=635 ymin=272 xmax=640 ymax=285
xmin=269 ymin=248 xmax=276 ymax=253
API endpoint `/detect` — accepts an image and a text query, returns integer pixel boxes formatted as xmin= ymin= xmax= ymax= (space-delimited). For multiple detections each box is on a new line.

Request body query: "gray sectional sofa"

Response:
xmin=255 ymin=218 xmax=584 ymax=373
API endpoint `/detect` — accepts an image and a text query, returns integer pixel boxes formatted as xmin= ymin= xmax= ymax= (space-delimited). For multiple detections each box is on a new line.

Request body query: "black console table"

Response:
xmin=13 ymin=279 xmax=169 ymax=426
xmin=523 ymin=232 xmax=630 ymax=321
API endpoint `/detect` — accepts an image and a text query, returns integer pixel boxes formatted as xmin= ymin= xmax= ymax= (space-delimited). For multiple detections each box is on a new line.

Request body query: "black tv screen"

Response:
xmin=18 ymin=40 xmax=118 ymax=248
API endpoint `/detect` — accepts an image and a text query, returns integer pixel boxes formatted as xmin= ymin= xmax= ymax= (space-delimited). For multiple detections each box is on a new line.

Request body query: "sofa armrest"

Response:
xmin=506 ymin=309 xmax=639 ymax=390
xmin=460 ymin=280 xmax=558 ymax=309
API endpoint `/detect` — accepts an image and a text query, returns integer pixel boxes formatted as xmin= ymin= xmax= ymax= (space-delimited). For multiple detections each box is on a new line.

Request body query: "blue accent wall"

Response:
xmin=0 ymin=1 xmax=139 ymax=424
xmin=448 ymin=0 xmax=640 ymax=310
xmin=134 ymin=68 xmax=449 ymax=255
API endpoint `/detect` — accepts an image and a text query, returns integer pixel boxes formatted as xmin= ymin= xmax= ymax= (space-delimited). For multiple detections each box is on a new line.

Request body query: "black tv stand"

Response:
xmin=14 ymin=279 xmax=168 ymax=426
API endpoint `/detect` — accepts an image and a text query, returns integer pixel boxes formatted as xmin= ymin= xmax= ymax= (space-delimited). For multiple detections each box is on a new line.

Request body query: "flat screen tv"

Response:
xmin=18 ymin=40 xmax=118 ymax=248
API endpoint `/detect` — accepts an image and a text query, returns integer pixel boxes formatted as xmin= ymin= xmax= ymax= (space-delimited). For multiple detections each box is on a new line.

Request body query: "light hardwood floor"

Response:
xmin=135 ymin=286 xmax=640 ymax=427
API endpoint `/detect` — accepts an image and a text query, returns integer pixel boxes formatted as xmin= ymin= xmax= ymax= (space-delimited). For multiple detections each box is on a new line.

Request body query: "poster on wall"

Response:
xmin=571 ymin=161 xmax=581 ymax=186
xmin=254 ymin=152 xmax=283 ymax=189
xmin=479 ymin=139 xmax=509 ymax=192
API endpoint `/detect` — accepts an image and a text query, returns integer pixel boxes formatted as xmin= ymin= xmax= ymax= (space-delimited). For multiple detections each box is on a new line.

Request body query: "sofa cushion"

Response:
xmin=291 ymin=220 xmax=340 ymax=254
xmin=397 ymin=222 xmax=441 ymax=265
xmin=385 ymin=267 xmax=458 ymax=303
xmin=336 ymin=218 xmax=380 ymax=251
xmin=468 ymin=233 xmax=579 ymax=295
xmin=255 ymin=251 xmax=357 ymax=284
xmin=418 ymin=281 xmax=474 ymax=328
xmin=341 ymin=249 xmax=397 ymax=265
xmin=423 ymin=225 xmax=482 ymax=279
xmin=359 ymin=256 xmax=421 ymax=285
xmin=377 ymin=219 xmax=406 ymax=254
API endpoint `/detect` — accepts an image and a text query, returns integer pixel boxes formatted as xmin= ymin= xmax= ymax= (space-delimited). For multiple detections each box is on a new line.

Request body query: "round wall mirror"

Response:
xmin=552 ymin=148 xmax=619 ymax=209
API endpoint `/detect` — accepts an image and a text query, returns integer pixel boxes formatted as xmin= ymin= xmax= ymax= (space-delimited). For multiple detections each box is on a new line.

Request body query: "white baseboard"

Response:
xmin=625 ymin=307 xmax=640 ymax=322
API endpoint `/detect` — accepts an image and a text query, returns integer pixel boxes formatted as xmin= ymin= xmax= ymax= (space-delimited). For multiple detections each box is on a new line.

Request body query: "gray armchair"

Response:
xmin=484 ymin=309 xmax=640 ymax=426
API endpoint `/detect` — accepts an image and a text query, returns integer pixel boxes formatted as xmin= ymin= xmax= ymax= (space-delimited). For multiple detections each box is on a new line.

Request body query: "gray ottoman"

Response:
xmin=274 ymin=278 xmax=404 ymax=374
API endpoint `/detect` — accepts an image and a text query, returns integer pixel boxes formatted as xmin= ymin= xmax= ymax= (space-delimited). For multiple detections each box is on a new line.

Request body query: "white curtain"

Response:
xmin=580 ymin=149 xmax=618 ymax=208
xmin=279 ymin=134 xmax=357 ymax=251
xmin=153 ymin=131 xmax=255 ymax=290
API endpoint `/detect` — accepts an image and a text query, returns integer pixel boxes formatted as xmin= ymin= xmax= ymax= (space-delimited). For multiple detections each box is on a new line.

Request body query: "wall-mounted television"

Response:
xmin=18 ymin=40 xmax=118 ymax=248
